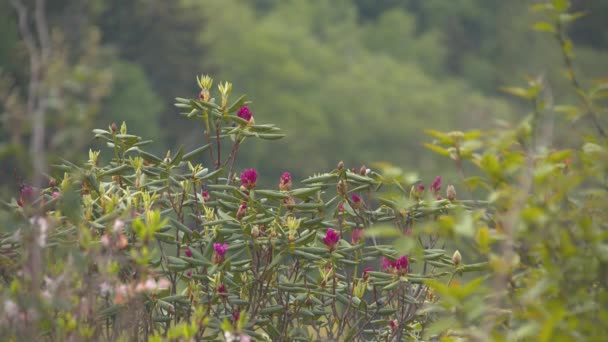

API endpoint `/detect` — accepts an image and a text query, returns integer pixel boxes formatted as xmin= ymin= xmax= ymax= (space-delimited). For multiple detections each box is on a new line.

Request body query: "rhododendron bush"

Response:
xmin=2 ymin=1 xmax=608 ymax=341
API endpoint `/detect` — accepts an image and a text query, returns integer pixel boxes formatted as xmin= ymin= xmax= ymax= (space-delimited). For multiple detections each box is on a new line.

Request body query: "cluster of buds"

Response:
xmin=351 ymin=194 xmax=363 ymax=210
xmin=446 ymin=184 xmax=457 ymax=201
xmin=410 ymin=184 xmax=425 ymax=201
xmin=197 ymin=74 xmax=213 ymax=102
xmin=236 ymin=204 xmax=247 ymax=220
xmin=202 ymin=190 xmax=211 ymax=203
xmin=336 ymin=179 xmax=348 ymax=196
xmin=240 ymin=168 xmax=258 ymax=191
xmin=430 ymin=176 xmax=442 ymax=199
xmin=323 ymin=228 xmax=340 ymax=252
xmin=283 ymin=195 xmax=296 ymax=210
xmin=237 ymin=106 xmax=255 ymax=125
xmin=452 ymin=250 xmax=462 ymax=266
xmin=286 ymin=216 xmax=301 ymax=242
xmin=213 ymin=242 xmax=229 ymax=264
xmin=382 ymin=256 xmax=409 ymax=275
xmin=217 ymin=283 xmax=228 ymax=301
xmin=279 ymin=172 xmax=292 ymax=191
xmin=351 ymin=228 xmax=364 ymax=244
xmin=319 ymin=263 xmax=334 ymax=288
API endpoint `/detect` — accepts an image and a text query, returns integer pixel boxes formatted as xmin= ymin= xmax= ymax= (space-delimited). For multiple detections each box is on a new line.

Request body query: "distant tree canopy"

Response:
xmin=1 ymin=0 xmax=607 ymax=191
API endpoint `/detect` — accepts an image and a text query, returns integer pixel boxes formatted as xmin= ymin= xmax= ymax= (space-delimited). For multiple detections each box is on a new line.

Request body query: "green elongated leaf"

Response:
xmin=302 ymin=173 xmax=337 ymax=184
xmin=154 ymin=232 xmax=175 ymax=242
xmin=294 ymin=202 xmax=324 ymax=210
xmin=101 ymin=164 xmax=130 ymax=176
xmin=551 ymin=0 xmax=568 ymax=12
xmin=227 ymin=94 xmax=248 ymax=113
xmin=183 ymin=144 xmax=211 ymax=161
xmin=257 ymin=133 xmax=286 ymax=140
xmin=92 ymin=129 xmax=110 ymax=135
xmin=366 ymin=225 xmax=401 ymax=238
xmin=200 ymin=168 xmax=224 ymax=180
xmin=501 ymin=87 xmax=533 ymax=99
xmin=377 ymin=308 xmax=397 ymax=315
xmin=460 ymin=262 xmax=489 ymax=272
xmin=207 ymin=184 xmax=238 ymax=191
xmin=424 ymin=129 xmax=455 ymax=145
xmin=248 ymin=124 xmax=278 ymax=132
xmin=346 ymin=172 xmax=375 ymax=183
xmin=254 ymin=189 xmax=289 ymax=199
xmin=171 ymin=145 xmax=185 ymax=166
xmin=181 ymin=256 xmax=208 ymax=266
xmin=169 ymin=218 xmax=192 ymax=237
xmin=267 ymin=252 xmax=285 ymax=269
xmin=259 ymin=305 xmax=285 ymax=315
xmin=532 ymin=22 xmax=556 ymax=33
xmin=294 ymin=230 xmax=317 ymax=246
xmin=210 ymin=191 xmax=240 ymax=203
xmin=423 ymin=252 xmax=445 ymax=261
xmin=424 ymin=143 xmax=450 ymax=156
xmin=191 ymin=99 xmax=220 ymax=110
xmin=294 ymin=250 xmax=322 ymax=261
xmin=161 ymin=295 xmax=188 ymax=303
xmin=290 ymin=187 xmax=322 ymax=198
xmin=139 ymin=149 xmax=163 ymax=164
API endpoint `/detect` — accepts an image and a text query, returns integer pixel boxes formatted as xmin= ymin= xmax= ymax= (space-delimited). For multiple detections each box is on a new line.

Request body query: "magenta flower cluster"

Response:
xmin=240 ymin=168 xmax=258 ymax=190
xmin=213 ymin=242 xmax=229 ymax=264
xmin=382 ymin=256 xmax=409 ymax=275
xmin=323 ymin=228 xmax=340 ymax=252
xmin=237 ymin=106 xmax=253 ymax=122
xmin=279 ymin=172 xmax=292 ymax=191
xmin=351 ymin=228 xmax=364 ymax=244
xmin=430 ymin=176 xmax=441 ymax=193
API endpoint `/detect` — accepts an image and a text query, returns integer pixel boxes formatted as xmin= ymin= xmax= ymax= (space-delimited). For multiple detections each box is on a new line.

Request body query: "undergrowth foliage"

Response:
xmin=2 ymin=1 xmax=608 ymax=341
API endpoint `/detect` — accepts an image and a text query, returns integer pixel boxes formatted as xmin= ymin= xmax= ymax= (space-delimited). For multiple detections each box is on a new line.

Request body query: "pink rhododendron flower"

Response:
xmin=184 ymin=248 xmax=193 ymax=258
xmin=382 ymin=256 xmax=409 ymax=275
xmin=352 ymin=228 xmax=364 ymax=244
xmin=240 ymin=169 xmax=258 ymax=190
xmin=323 ymin=228 xmax=340 ymax=252
xmin=202 ymin=190 xmax=210 ymax=202
xmin=214 ymin=242 xmax=229 ymax=264
xmin=237 ymin=106 xmax=253 ymax=122
xmin=430 ymin=176 xmax=441 ymax=194
xmin=236 ymin=204 xmax=247 ymax=220
xmin=279 ymin=172 xmax=292 ymax=191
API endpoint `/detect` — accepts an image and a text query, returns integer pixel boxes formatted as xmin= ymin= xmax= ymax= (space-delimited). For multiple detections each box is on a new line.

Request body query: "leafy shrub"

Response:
xmin=1 ymin=1 xmax=608 ymax=341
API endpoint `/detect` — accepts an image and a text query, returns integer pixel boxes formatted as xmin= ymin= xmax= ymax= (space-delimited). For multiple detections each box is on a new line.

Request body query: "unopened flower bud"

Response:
xmin=337 ymin=180 xmax=348 ymax=196
xmin=110 ymin=122 xmax=117 ymax=133
xmin=446 ymin=185 xmax=456 ymax=201
xmin=251 ymin=225 xmax=260 ymax=238
xmin=283 ymin=196 xmax=296 ymax=210
xmin=359 ymin=165 xmax=367 ymax=176
xmin=279 ymin=172 xmax=292 ymax=191
xmin=117 ymin=234 xmax=128 ymax=250
xmin=452 ymin=250 xmax=462 ymax=266
xmin=337 ymin=161 xmax=344 ymax=170
xmin=202 ymin=190 xmax=210 ymax=203
xmin=236 ymin=204 xmax=247 ymax=220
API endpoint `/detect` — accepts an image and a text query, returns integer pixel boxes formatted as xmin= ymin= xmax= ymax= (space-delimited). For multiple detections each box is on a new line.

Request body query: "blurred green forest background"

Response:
xmin=1 ymin=0 xmax=607 ymax=194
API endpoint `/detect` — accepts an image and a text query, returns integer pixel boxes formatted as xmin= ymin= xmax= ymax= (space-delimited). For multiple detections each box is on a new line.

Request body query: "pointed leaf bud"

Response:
xmin=452 ymin=250 xmax=462 ymax=266
xmin=446 ymin=185 xmax=457 ymax=201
